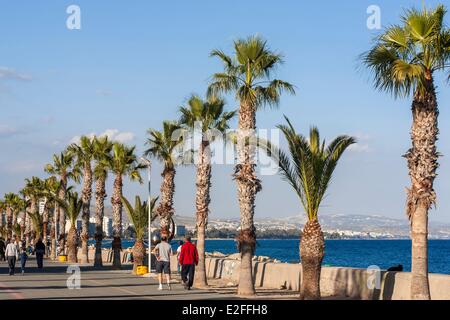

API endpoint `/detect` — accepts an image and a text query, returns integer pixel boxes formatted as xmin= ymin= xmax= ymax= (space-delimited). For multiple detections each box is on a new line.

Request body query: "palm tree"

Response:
xmin=109 ymin=142 xmax=144 ymax=269
xmin=179 ymin=94 xmax=235 ymax=287
xmin=4 ymin=193 xmax=17 ymax=239
xmin=68 ymin=136 xmax=95 ymax=264
xmin=0 ymin=200 xmax=5 ymax=230
xmin=207 ymin=35 xmax=295 ymax=295
xmin=122 ymin=195 xmax=157 ymax=274
xmin=12 ymin=223 xmax=22 ymax=242
xmin=45 ymin=151 xmax=80 ymax=255
xmin=145 ymin=121 xmax=183 ymax=238
xmin=92 ymin=136 xmax=113 ymax=267
xmin=263 ymin=117 xmax=354 ymax=299
xmin=21 ymin=177 xmax=46 ymax=242
xmin=54 ymin=191 xmax=83 ymax=263
xmin=10 ymin=196 xmax=26 ymax=241
xmin=42 ymin=176 xmax=63 ymax=259
xmin=361 ymin=5 xmax=450 ymax=299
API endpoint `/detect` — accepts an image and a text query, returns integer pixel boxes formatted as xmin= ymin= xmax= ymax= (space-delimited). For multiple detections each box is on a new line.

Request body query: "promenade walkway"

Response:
xmin=0 ymin=256 xmax=238 ymax=300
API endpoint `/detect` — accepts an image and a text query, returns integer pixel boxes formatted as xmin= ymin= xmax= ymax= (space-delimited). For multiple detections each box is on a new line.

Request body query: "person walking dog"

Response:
xmin=179 ymin=235 xmax=198 ymax=290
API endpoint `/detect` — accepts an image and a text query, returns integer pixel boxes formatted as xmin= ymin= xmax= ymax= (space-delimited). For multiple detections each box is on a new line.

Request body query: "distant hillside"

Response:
xmin=172 ymin=213 xmax=450 ymax=239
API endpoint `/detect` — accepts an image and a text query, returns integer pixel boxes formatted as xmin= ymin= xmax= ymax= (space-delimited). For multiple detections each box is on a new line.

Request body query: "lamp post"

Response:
xmin=140 ymin=157 xmax=152 ymax=274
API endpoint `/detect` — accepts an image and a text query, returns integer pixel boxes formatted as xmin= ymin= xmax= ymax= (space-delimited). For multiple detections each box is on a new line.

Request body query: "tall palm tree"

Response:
xmin=179 ymin=94 xmax=235 ymax=287
xmin=109 ymin=142 xmax=144 ymax=269
xmin=54 ymin=191 xmax=83 ymax=263
xmin=12 ymin=223 xmax=22 ymax=242
xmin=4 ymin=193 xmax=17 ymax=239
xmin=45 ymin=151 xmax=80 ymax=255
xmin=145 ymin=121 xmax=183 ymax=238
xmin=361 ymin=5 xmax=450 ymax=299
xmin=122 ymin=195 xmax=157 ymax=274
xmin=208 ymin=35 xmax=295 ymax=295
xmin=10 ymin=196 xmax=26 ymax=241
xmin=21 ymin=177 xmax=45 ymax=243
xmin=92 ymin=136 xmax=113 ymax=267
xmin=0 ymin=199 xmax=5 ymax=230
xmin=42 ymin=176 xmax=63 ymax=259
xmin=68 ymin=136 xmax=95 ymax=264
xmin=263 ymin=117 xmax=355 ymax=299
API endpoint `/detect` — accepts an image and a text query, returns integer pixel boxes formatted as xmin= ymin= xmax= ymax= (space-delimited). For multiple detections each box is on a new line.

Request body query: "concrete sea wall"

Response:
xmin=169 ymin=255 xmax=450 ymax=300
xmin=76 ymin=248 xmax=450 ymax=299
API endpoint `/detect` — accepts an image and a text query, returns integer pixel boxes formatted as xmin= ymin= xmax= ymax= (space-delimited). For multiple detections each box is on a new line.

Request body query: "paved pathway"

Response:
xmin=0 ymin=256 xmax=238 ymax=300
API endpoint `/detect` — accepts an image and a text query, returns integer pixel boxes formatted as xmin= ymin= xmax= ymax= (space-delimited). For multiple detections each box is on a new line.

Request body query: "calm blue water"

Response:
xmin=92 ymin=239 xmax=450 ymax=274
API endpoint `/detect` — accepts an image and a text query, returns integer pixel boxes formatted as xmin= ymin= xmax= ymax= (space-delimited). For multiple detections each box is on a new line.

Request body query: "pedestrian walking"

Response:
xmin=176 ymin=240 xmax=183 ymax=273
xmin=179 ymin=235 xmax=198 ymax=290
xmin=0 ymin=238 xmax=6 ymax=261
xmin=34 ymin=238 xmax=46 ymax=269
xmin=5 ymin=238 xmax=18 ymax=275
xmin=20 ymin=243 xmax=28 ymax=275
xmin=46 ymin=238 xmax=51 ymax=257
xmin=154 ymin=236 xmax=173 ymax=290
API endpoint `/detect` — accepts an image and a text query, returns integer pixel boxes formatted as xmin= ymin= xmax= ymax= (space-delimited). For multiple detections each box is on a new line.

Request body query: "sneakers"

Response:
xmin=158 ymin=284 xmax=163 ymax=290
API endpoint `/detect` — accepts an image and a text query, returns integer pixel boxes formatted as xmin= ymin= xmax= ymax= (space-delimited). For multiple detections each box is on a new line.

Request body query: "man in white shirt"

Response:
xmin=5 ymin=239 xmax=18 ymax=275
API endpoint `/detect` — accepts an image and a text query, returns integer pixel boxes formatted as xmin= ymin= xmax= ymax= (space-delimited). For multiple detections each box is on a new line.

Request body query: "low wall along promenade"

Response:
xmin=169 ymin=254 xmax=450 ymax=300
xmin=77 ymin=248 xmax=450 ymax=300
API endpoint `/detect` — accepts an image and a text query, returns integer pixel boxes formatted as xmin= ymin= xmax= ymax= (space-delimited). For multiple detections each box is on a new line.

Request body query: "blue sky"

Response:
xmin=1 ymin=0 xmax=450 ymax=223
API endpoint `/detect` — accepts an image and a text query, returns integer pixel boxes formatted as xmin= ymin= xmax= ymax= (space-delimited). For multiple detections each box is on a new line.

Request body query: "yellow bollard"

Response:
xmin=136 ymin=266 xmax=148 ymax=275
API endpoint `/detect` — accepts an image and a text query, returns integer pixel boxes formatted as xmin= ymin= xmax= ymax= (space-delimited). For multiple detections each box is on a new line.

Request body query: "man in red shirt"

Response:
xmin=178 ymin=235 xmax=199 ymax=290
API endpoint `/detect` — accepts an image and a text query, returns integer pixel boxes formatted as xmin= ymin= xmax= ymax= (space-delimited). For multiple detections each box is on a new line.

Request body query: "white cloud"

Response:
xmin=348 ymin=132 xmax=372 ymax=153
xmin=3 ymin=160 xmax=42 ymax=174
xmin=0 ymin=124 xmax=20 ymax=138
xmin=95 ymin=89 xmax=112 ymax=96
xmin=70 ymin=129 xmax=135 ymax=144
xmin=348 ymin=143 xmax=371 ymax=153
xmin=0 ymin=66 xmax=32 ymax=81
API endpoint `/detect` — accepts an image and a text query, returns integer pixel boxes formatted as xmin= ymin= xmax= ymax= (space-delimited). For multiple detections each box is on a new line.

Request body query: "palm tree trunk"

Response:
xmin=80 ymin=163 xmax=93 ymax=264
xmin=20 ymin=212 xmax=25 ymax=240
xmin=132 ymin=239 xmax=145 ymax=274
xmin=51 ymin=202 xmax=59 ymax=260
xmin=67 ymin=225 xmax=78 ymax=263
xmin=235 ymin=103 xmax=261 ymax=296
xmin=405 ymin=79 xmax=438 ymax=300
xmin=155 ymin=168 xmax=176 ymax=236
xmin=94 ymin=175 xmax=106 ymax=268
xmin=299 ymin=219 xmax=325 ymax=300
xmin=25 ymin=210 xmax=30 ymax=247
xmin=42 ymin=206 xmax=49 ymax=243
xmin=111 ymin=174 xmax=123 ymax=269
xmin=6 ymin=207 xmax=12 ymax=239
xmin=58 ymin=179 xmax=67 ymax=255
xmin=193 ymin=142 xmax=211 ymax=288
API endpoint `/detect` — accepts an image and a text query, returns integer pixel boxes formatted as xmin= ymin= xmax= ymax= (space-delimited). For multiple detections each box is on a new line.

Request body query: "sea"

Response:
xmin=90 ymin=239 xmax=450 ymax=275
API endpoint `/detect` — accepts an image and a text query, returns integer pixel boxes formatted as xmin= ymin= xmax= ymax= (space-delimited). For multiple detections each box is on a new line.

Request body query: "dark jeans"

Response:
xmin=21 ymin=254 xmax=27 ymax=272
xmin=36 ymin=252 xmax=44 ymax=268
xmin=0 ymin=252 xmax=5 ymax=261
xmin=7 ymin=256 xmax=16 ymax=275
xmin=181 ymin=264 xmax=195 ymax=288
